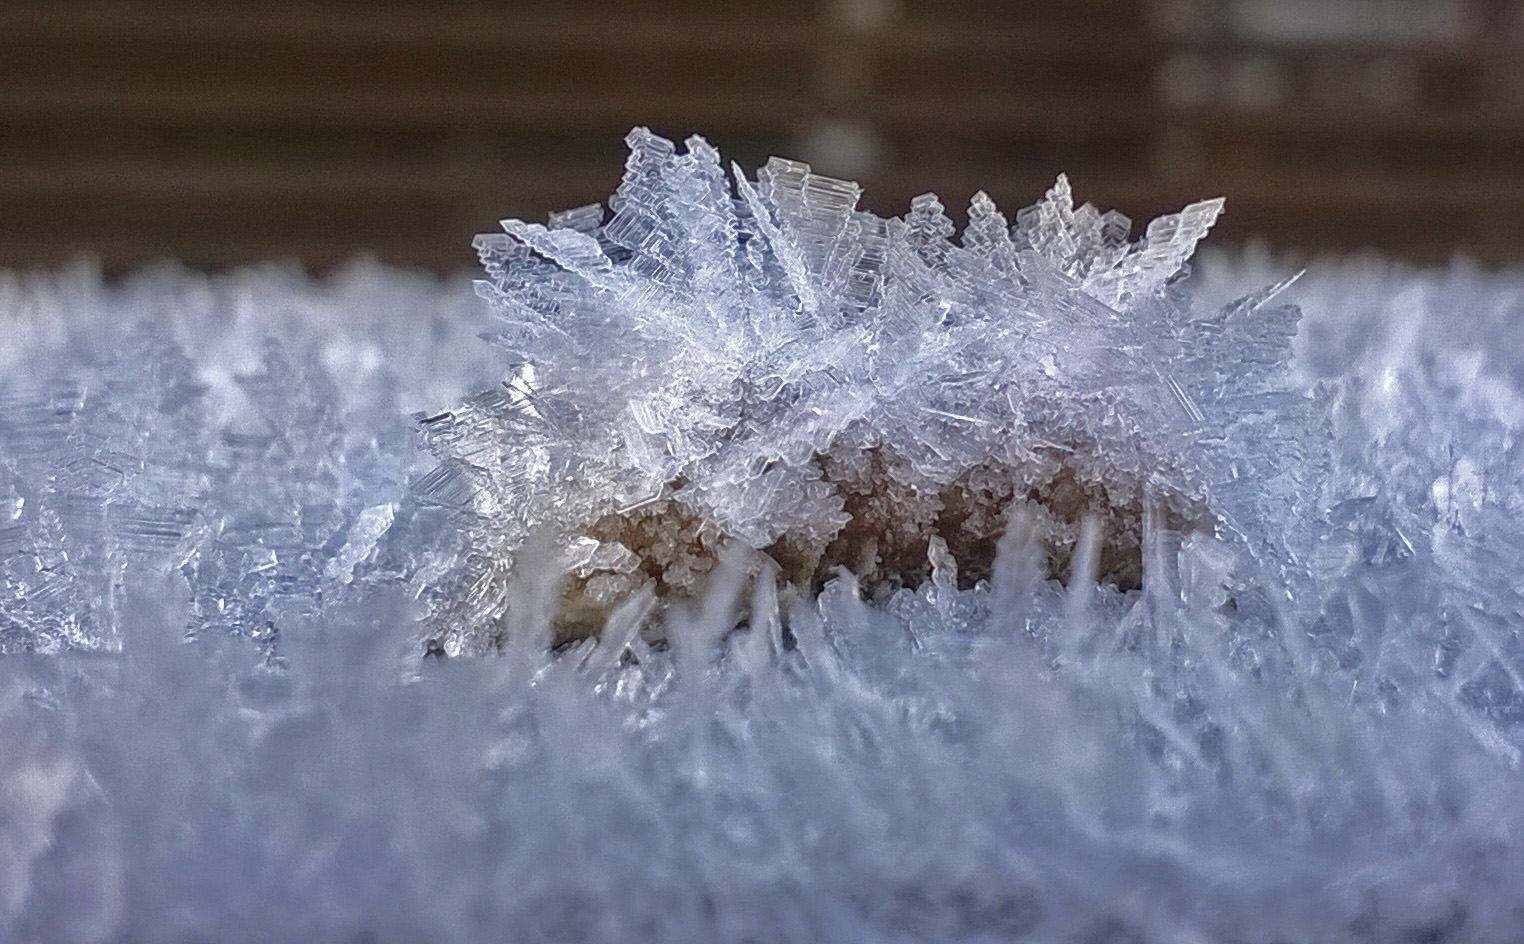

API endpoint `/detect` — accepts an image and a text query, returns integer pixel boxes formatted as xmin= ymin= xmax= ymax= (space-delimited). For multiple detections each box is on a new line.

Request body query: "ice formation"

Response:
xmin=3 ymin=132 xmax=1524 ymax=942
xmin=421 ymin=130 xmax=1315 ymax=652
xmin=0 ymin=261 xmax=500 ymax=656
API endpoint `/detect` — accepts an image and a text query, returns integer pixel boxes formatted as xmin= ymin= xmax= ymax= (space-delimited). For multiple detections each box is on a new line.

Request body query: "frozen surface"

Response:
xmin=3 ymin=132 xmax=1524 ymax=942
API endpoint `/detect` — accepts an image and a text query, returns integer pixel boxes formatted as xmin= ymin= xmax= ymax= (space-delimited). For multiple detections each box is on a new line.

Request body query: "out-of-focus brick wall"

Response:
xmin=2 ymin=0 xmax=1522 ymax=271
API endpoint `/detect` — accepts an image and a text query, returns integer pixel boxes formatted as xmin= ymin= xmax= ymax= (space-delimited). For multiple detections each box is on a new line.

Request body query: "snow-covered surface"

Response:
xmin=3 ymin=132 xmax=1524 ymax=941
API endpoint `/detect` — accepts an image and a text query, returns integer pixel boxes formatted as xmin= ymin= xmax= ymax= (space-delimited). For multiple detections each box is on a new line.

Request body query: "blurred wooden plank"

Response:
xmin=1166 ymin=105 xmax=1524 ymax=139
xmin=0 ymin=79 xmax=811 ymax=131
xmin=1171 ymin=35 xmax=1524 ymax=59
xmin=0 ymin=3 xmax=815 ymax=51
xmin=0 ymin=41 xmax=817 ymax=102
xmin=0 ymin=157 xmax=618 ymax=203
xmin=0 ymin=80 xmax=1160 ymax=138
xmin=897 ymin=0 xmax=1150 ymax=24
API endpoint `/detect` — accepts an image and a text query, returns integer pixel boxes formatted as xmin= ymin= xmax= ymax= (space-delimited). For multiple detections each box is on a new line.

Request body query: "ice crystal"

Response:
xmin=423 ymin=129 xmax=1314 ymax=650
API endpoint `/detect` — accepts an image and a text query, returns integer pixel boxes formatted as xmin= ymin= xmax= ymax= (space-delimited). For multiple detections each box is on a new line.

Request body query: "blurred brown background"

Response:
xmin=4 ymin=0 xmax=1524 ymax=272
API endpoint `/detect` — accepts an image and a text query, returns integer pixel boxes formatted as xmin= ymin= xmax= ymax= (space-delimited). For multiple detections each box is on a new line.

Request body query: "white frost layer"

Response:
xmin=2 ymin=141 xmax=1524 ymax=941
xmin=425 ymin=132 xmax=1313 ymax=652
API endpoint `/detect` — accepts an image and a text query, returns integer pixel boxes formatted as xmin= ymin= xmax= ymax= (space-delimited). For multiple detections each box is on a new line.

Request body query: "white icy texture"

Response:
xmin=0 ymin=260 xmax=499 ymax=654
xmin=425 ymin=130 xmax=1321 ymax=651
xmin=2 ymin=134 xmax=1524 ymax=942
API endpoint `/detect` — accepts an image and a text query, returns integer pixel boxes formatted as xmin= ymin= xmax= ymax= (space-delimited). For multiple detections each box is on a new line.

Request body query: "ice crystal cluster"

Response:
xmin=421 ymin=129 xmax=1315 ymax=652
xmin=3 ymin=131 xmax=1524 ymax=943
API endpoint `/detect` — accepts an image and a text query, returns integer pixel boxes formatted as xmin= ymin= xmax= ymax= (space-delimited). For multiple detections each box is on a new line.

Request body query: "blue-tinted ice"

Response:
xmin=1 ymin=132 xmax=1522 ymax=942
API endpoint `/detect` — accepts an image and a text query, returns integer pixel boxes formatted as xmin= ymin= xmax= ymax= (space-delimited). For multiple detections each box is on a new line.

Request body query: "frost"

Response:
xmin=324 ymin=503 xmax=397 ymax=584
xmin=3 ymin=135 xmax=1524 ymax=942
xmin=428 ymin=129 xmax=1285 ymax=650
xmin=0 ymin=261 xmax=499 ymax=654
